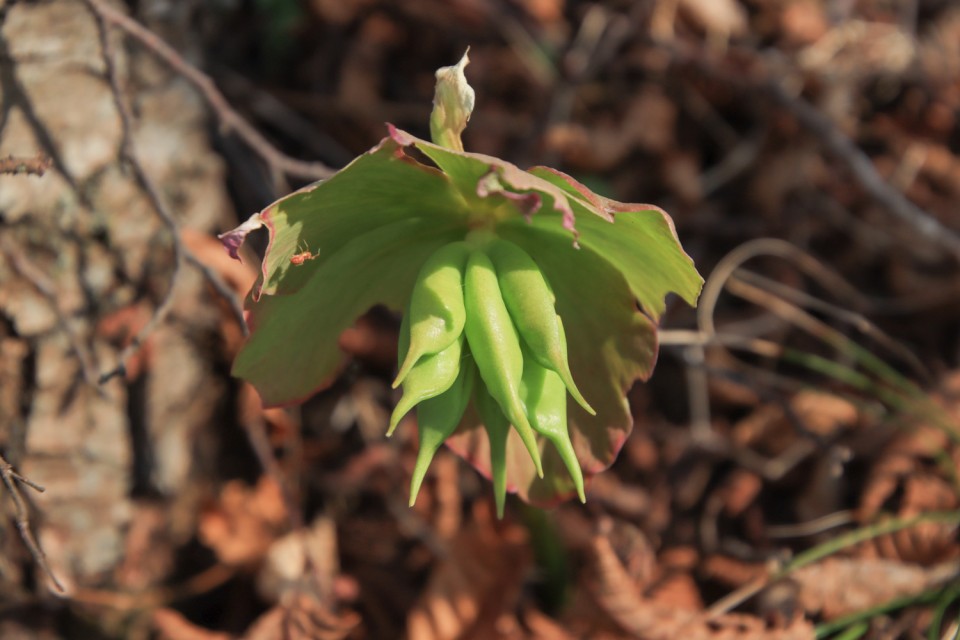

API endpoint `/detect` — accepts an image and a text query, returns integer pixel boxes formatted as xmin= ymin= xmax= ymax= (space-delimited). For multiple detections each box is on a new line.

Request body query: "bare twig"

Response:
xmin=661 ymin=238 xmax=932 ymax=481
xmin=83 ymin=0 xmax=333 ymax=185
xmin=766 ymin=510 xmax=856 ymax=539
xmin=71 ymin=563 xmax=235 ymax=610
xmin=698 ymin=238 xmax=930 ymax=383
xmin=1 ymin=240 xmax=102 ymax=390
xmin=240 ymin=412 xmax=303 ymax=531
xmin=662 ymin=39 xmax=960 ymax=262
xmin=85 ymin=3 xmax=247 ymax=383
xmin=764 ymin=82 xmax=960 ymax=262
xmin=0 ymin=152 xmax=51 ymax=176
xmin=733 ymin=269 xmax=932 ymax=384
xmin=0 ymin=453 xmax=64 ymax=592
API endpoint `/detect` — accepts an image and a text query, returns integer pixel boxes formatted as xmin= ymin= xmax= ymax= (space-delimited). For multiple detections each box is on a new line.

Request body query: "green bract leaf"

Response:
xmin=255 ymin=136 xmax=467 ymax=300
xmin=236 ymin=217 xmax=461 ymax=406
xmin=528 ymin=166 xmax=702 ymax=321
xmin=388 ymin=127 xmax=580 ymax=236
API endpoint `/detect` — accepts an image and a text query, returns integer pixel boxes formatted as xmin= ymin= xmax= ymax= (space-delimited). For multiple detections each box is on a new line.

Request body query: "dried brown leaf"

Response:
xmin=703 ymin=555 xmax=767 ymax=589
xmin=792 ymin=557 xmax=960 ymax=620
xmin=199 ymin=476 xmax=289 ymax=568
xmin=114 ymin=502 xmax=175 ymax=590
xmin=523 ymin=607 xmax=575 ymax=640
xmin=588 ymin=535 xmax=815 ymax=640
xmin=95 ymin=303 xmax=154 ymax=380
xmin=780 ymin=1 xmax=828 ymax=47
xmin=406 ymin=505 xmax=531 ymax=640
xmin=789 ymin=391 xmax=859 ymax=438
xmin=678 ymin=0 xmax=748 ymax=39
xmin=720 ymin=469 xmax=763 ymax=518
xmin=243 ymin=593 xmax=360 ymax=640
xmin=258 ymin=517 xmax=339 ymax=604
xmin=648 ymin=572 xmax=704 ymax=611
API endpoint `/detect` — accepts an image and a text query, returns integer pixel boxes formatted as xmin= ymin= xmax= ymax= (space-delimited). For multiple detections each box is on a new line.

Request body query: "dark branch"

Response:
xmin=0 ymin=453 xmax=65 ymax=592
xmin=1 ymin=240 xmax=103 ymax=390
xmin=84 ymin=1 xmax=248 ymax=383
xmin=83 ymin=0 xmax=333 ymax=184
xmin=765 ymin=82 xmax=960 ymax=262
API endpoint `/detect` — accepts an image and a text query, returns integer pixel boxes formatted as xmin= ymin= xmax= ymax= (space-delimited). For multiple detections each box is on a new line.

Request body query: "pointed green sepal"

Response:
xmin=409 ymin=360 xmax=475 ymax=506
xmin=389 ymin=332 xmax=464 ymax=436
xmin=474 ymin=379 xmax=511 ymax=518
xmin=520 ymin=347 xmax=585 ymax=503
xmin=463 ymin=249 xmax=543 ymax=477
xmin=486 ymin=238 xmax=595 ymax=416
xmin=394 ymin=241 xmax=469 ymax=388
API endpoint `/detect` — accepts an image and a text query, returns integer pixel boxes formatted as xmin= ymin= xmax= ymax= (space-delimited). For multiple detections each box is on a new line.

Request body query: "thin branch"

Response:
xmin=0 ymin=453 xmax=65 ymax=592
xmin=83 ymin=0 xmax=333 ymax=184
xmin=662 ymin=39 xmax=960 ymax=263
xmin=240 ymin=411 xmax=303 ymax=531
xmin=0 ymin=152 xmax=51 ymax=176
xmin=85 ymin=2 xmax=247 ymax=383
xmin=70 ymin=563 xmax=235 ymax=610
xmin=1 ymin=240 xmax=102 ymax=391
xmin=764 ymin=81 xmax=960 ymax=262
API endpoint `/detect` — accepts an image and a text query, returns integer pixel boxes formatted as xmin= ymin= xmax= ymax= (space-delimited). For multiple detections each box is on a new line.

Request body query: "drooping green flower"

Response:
xmin=221 ymin=51 xmax=702 ymax=513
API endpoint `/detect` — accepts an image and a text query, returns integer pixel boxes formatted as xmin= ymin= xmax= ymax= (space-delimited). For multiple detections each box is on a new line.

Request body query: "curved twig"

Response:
xmin=83 ymin=0 xmax=333 ymax=184
xmin=86 ymin=2 xmax=247 ymax=383
xmin=0 ymin=453 xmax=64 ymax=592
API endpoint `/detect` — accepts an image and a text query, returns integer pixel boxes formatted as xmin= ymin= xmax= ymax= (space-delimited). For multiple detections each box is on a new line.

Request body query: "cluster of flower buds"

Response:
xmin=389 ymin=231 xmax=593 ymax=515
xmin=219 ymin=51 xmax=701 ymax=513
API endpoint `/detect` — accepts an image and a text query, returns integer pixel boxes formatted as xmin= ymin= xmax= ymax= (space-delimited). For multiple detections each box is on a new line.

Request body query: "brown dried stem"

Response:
xmin=1 ymin=240 xmax=102 ymax=391
xmin=0 ymin=453 xmax=64 ymax=592
xmin=663 ymin=39 xmax=960 ymax=263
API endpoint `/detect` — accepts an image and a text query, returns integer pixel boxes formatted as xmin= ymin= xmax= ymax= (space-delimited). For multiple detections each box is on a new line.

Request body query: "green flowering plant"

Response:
xmin=220 ymin=52 xmax=702 ymax=515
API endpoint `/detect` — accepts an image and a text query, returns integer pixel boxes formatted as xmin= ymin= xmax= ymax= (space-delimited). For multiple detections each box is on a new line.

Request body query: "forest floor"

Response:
xmin=1 ymin=0 xmax=960 ymax=638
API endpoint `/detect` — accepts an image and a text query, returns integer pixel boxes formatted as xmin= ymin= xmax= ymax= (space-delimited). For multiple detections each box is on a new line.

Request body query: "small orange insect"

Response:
xmin=290 ymin=242 xmax=320 ymax=265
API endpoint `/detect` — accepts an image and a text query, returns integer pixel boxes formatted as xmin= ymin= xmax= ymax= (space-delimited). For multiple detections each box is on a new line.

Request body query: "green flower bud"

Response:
xmin=519 ymin=345 xmax=585 ymax=503
xmin=463 ymin=248 xmax=543 ymax=478
xmin=486 ymin=238 xmax=594 ymax=415
xmin=408 ymin=357 xmax=475 ymax=506
xmin=394 ymin=241 xmax=470 ymax=388
xmin=389 ymin=307 xmax=464 ymax=436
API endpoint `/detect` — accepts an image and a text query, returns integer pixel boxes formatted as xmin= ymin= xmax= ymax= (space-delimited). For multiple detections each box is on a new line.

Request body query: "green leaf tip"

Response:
xmin=430 ymin=49 xmax=475 ymax=152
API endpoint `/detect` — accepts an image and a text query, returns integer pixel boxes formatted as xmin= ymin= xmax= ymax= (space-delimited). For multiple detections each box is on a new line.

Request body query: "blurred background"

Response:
xmin=1 ymin=0 xmax=959 ymax=638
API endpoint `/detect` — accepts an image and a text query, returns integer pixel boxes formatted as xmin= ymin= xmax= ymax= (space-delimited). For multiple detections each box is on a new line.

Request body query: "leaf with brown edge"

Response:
xmin=388 ymin=126 xmax=581 ymax=238
xmin=222 ymin=135 xmax=467 ymax=302
xmin=527 ymin=166 xmax=703 ymax=321
xmin=234 ymin=217 xmax=462 ymax=407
